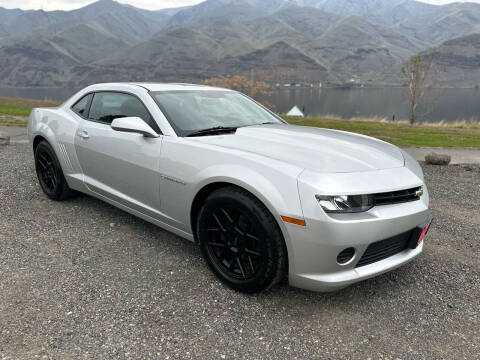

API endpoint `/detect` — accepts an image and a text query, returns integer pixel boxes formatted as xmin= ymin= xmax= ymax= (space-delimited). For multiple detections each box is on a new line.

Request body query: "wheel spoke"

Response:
xmin=220 ymin=208 xmax=234 ymax=224
xmin=248 ymin=255 xmax=255 ymax=273
xmin=212 ymin=213 xmax=226 ymax=232
xmin=208 ymin=242 xmax=225 ymax=248
xmin=46 ymin=175 xmax=53 ymax=188
xmin=244 ymin=248 xmax=261 ymax=257
xmin=39 ymin=153 xmax=50 ymax=166
xmin=246 ymin=233 xmax=259 ymax=241
xmin=37 ymin=157 xmax=48 ymax=170
xmin=234 ymin=226 xmax=245 ymax=236
xmin=228 ymin=259 xmax=236 ymax=272
xmin=50 ymin=172 xmax=57 ymax=188
xmin=236 ymin=256 xmax=246 ymax=278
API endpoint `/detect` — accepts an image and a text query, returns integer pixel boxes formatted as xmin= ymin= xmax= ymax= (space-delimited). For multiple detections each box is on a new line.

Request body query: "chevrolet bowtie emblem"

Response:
xmin=416 ymin=188 xmax=424 ymax=197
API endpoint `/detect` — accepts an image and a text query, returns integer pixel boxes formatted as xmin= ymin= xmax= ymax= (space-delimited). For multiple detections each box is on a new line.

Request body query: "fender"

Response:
xmin=186 ymin=164 xmax=306 ymax=274
xmin=29 ymin=107 xmax=85 ymax=191
xmin=190 ymin=164 xmax=304 ymax=224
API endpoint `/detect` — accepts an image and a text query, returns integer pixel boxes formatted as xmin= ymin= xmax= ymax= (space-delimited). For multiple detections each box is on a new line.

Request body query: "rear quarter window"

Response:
xmin=71 ymin=94 xmax=93 ymax=118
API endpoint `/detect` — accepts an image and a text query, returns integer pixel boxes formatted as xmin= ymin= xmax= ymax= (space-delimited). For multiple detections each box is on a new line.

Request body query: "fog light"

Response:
xmin=337 ymin=247 xmax=355 ymax=265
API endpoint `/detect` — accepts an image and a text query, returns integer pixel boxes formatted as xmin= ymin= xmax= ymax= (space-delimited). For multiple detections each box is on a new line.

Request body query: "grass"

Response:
xmin=284 ymin=116 xmax=480 ymax=148
xmin=0 ymin=96 xmax=478 ymax=148
xmin=0 ymin=97 xmax=60 ymax=117
xmin=0 ymin=104 xmax=35 ymax=117
xmin=0 ymin=97 xmax=60 ymax=108
xmin=0 ymin=116 xmax=30 ymax=127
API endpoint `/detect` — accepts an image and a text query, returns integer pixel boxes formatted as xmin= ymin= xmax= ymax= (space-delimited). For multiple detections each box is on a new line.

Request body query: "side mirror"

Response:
xmin=111 ymin=117 xmax=159 ymax=138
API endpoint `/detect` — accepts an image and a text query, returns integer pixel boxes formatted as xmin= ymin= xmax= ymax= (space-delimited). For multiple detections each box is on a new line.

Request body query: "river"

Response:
xmin=1 ymin=86 xmax=479 ymax=123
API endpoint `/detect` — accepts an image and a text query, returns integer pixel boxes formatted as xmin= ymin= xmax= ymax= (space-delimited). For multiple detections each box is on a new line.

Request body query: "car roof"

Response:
xmin=90 ymin=82 xmax=233 ymax=92
xmin=135 ymin=83 xmax=232 ymax=92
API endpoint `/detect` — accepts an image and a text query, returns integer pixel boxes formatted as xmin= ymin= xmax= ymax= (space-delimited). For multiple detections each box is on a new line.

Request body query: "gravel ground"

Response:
xmin=0 ymin=143 xmax=479 ymax=360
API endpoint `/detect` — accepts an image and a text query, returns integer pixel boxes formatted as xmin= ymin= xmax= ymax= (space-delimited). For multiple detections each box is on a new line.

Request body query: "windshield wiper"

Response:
xmin=186 ymin=126 xmax=238 ymax=137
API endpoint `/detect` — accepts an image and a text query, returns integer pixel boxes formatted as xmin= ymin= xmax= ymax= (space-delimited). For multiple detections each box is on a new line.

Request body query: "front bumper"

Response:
xmin=285 ymin=166 xmax=431 ymax=292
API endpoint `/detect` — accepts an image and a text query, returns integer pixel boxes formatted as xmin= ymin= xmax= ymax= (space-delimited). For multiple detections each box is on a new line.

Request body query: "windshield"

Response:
xmin=151 ymin=90 xmax=284 ymax=137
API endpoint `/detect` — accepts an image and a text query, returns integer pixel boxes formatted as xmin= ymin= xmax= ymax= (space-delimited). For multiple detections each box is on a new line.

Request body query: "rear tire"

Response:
xmin=34 ymin=141 xmax=75 ymax=201
xmin=196 ymin=186 xmax=287 ymax=293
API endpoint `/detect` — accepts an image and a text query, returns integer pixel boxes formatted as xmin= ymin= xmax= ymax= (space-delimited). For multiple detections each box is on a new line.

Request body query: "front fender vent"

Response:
xmin=58 ymin=142 xmax=73 ymax=172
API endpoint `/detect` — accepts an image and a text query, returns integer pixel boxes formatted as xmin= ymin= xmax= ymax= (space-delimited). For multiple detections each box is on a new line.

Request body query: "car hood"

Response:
xmin=192 ymin=124 xmax=405 ymax=173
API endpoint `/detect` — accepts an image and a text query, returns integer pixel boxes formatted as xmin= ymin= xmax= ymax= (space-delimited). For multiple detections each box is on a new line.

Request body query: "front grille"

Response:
xmin=373 ymin=187 xmax=422 ymax=206
xmin=356 ymin=230 xmax=413 ymax=268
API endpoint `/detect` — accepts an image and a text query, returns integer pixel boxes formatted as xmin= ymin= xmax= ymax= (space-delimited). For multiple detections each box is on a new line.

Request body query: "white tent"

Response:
xmin=286 ymin=105 xmax=304 ymax=117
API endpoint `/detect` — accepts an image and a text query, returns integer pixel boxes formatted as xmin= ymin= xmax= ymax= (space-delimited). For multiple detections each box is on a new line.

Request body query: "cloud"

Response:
xmin=0 ymin=0 xmax=205 ymax=11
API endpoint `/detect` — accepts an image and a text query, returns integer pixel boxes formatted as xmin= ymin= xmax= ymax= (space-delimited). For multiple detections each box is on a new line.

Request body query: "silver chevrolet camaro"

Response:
xmin=28 ymin=83 xmax=432 ymax=293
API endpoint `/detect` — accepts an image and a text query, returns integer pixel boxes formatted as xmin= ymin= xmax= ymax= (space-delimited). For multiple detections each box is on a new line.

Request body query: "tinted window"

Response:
xmin=89 ymin=92 xmax=155 ymax=129
xmin=71 ymin=93 xmax=93 ymax=118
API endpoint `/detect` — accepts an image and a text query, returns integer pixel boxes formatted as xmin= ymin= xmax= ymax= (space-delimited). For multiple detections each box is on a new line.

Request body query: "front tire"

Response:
xmin=197 ymin=187 xmax=287 ymax=293
xmin=34 ymin=141 xmax=75 ymax=201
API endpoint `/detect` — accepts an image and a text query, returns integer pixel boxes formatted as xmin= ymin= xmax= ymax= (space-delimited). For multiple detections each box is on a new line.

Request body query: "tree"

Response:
xmin=402 ymin=55 xmax=436 ymax=124
xmin=203 ymin=75 xmax=274 ymax=109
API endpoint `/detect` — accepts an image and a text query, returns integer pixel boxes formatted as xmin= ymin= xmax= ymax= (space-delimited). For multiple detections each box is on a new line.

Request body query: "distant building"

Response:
xmin=287 ymin=106 xmax=304 ymax=117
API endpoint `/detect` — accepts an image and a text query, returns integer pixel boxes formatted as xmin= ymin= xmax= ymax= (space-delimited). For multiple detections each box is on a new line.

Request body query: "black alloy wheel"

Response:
xmin=197 ymin=186 xmax=287 ymax=293
xmin=205 ymin=205 xmax=265 ymax=280
xmin=34 ymin=141 xmax=74 ymax=201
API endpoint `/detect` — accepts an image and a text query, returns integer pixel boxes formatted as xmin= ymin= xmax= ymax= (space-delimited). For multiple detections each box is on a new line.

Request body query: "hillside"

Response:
xmin=371 ymin=1 xmax=480 ymax=45
xmin=0 ymin=0 xmax=165 ymax=43
xmin=1 ymin=0 xmax=480 ymax=87
xmin=425 ymin=34 xmax=480 ymax=88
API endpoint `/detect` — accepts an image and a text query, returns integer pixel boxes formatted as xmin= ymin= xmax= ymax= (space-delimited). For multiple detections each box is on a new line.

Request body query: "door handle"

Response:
xmin=77 ymin=130 xmax=89 ymax=139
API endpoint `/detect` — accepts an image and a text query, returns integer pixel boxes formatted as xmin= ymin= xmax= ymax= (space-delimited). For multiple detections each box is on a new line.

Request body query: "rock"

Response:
xmin=425 ymin=152 xmax=451 ymax=165
xmin=0 ymin=131 xmax=10 ymax=146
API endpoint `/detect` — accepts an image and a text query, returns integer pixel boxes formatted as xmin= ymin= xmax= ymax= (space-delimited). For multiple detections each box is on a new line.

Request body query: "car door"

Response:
xmin=74 ymin=91 xmax=163 ymax=219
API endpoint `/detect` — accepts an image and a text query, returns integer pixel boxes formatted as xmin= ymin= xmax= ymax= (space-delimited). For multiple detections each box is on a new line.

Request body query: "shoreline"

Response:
xmin=1 ymin=96 xmax=479 ymax=148
xmin=1 ymin=96 xmax=479 ymax=128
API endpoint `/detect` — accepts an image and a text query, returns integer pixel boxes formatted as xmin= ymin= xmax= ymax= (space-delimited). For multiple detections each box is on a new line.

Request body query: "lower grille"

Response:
xmin=356 ymin=230 xmax=413 ymax=268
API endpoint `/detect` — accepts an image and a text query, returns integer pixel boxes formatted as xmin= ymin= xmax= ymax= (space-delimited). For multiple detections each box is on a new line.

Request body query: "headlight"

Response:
xmin=315 ymin=194 xmax=373 ymax=213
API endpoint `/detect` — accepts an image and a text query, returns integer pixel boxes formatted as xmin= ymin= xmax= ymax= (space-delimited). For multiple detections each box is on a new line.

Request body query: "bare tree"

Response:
xmin=402 ymin=55 xmax=436 ymax=124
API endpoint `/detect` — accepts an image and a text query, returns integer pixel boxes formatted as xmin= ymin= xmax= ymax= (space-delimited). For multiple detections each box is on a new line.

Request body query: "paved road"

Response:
xmin=0 ymin=126 xmax=28 ymax=144
xmin=0 ymin=143 xmax=479 ymax=359
xmin=404 ymin=147 xmax=480 ymax=165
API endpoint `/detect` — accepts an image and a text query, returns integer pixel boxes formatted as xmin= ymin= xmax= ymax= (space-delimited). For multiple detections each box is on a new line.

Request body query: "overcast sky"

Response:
xmin=0 ymin=0 xmax=479 ymax=11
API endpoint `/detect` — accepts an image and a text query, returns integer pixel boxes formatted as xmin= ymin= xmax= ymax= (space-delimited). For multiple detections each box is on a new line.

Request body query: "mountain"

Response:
xmin=83 ymin=6 xmax=419 ymax=85
xmin=164 ymin=0 xmax=296 ymax=28
xmin=1 ymin=0 xmax=480 ymax=87
xmin=215 ymin=41 xmax=327 ymax=83
xmin=304 ymin=0 xmax=404 ymax=16
xmin=0 ymin=7 xmax=24 ymax=23
xmin=371 ymin=1 xmax=480 ymax=45
xmin=0 ymin=0 xmax=166 ymax=42
xmin=423 ymin=34 xmax=480 ymax=88
xmin=271 ymin=7 xmax=425 ymax=71
xmin=0 ymin=37 xmax=79 ymax=86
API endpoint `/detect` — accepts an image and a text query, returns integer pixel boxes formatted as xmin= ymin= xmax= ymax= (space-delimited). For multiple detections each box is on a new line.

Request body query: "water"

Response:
xmin=0 ymin=87 xmax=79 ymax=103
xmin=1 ymin=86 xmax=480 ymax=123
xmin=268 ymin=87 xmax=480 ymax=122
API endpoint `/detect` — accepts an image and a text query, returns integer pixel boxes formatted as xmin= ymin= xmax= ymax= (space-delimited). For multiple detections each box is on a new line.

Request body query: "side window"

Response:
xmin=88 ymin=92 xmax=158 ymax=132
xmin=71 ymin=94 xmax=93 ymax=118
